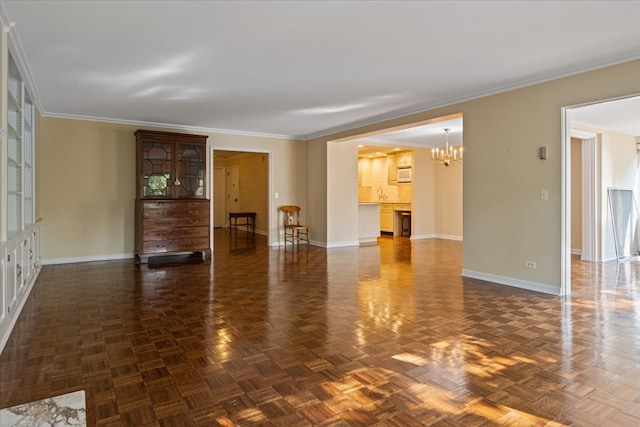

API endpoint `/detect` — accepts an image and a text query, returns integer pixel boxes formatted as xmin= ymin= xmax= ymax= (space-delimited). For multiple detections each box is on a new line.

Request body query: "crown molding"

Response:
xmin=0 ymin=1 xmax=13 ymax=33
xmin=1 ymin=1 xmax=44 ymax=114
xmin=41 ymin=111 xmax=301 ymax=141
xmin=301 ymin=52 xmax=640 ymax=141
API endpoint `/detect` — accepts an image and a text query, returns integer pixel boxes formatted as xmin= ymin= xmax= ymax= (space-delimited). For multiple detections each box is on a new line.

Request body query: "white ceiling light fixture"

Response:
xmin=432 ymin=128 xmax=462 ymax=167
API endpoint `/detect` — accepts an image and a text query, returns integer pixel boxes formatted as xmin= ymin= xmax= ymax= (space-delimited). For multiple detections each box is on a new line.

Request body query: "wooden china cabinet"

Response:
xmin=134 ymin=129 xmax=211 ymax=263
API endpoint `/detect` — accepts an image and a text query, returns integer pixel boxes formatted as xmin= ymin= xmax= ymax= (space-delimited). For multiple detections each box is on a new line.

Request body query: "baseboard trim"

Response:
xmin=434 ymin=234 xmax=463 ymax=241
xmin=411 ymin=234 xmax=436 ymax=240
xmin=358 ymin=237 xmax=379 ymax=246
xmin=43 ymin=253 xmax=135 ymax=265
xmin=461 ymin=269 xmax=561 ymax=295
xmin=571 ymin=248 xmax=582 ymax=255
xmin=0 ymin=266 xmax=41 ymax=354
xmin=326 ymin=240 xmax=360 ymax=249
xmin=411 ymin=234 xmax=463 ymax=241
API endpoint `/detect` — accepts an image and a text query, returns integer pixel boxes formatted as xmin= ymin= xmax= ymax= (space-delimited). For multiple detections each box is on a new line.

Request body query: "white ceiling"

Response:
xmin=3 ymin=1 xmax=640 ymax=141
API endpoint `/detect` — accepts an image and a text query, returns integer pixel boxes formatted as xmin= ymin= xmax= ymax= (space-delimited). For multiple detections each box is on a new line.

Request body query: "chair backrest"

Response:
xmin=281 ymin=205 xmax=302 ymax=226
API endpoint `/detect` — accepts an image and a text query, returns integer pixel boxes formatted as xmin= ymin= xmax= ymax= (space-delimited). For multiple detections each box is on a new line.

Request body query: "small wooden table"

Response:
xmin=229 ymin=212 xmax=256 ymax=237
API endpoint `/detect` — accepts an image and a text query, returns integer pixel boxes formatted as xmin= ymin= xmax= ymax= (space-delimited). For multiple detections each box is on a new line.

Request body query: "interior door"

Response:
xmin=213 ymin=167 xmax=225 ymax=227
xmin=227 ymin=165 xmax=240 ymax=219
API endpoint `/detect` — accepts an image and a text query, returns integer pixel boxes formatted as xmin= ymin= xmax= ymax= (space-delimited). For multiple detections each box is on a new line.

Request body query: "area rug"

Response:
xmin=0 ymin=390 xmax=86 ymax=426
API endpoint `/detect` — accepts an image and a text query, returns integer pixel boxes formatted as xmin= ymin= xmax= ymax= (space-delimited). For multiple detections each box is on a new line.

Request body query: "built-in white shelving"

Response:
xmin=0 ymin=49 xmax=41 ymax=354
xmin=6 ymin=53 xmax=34 ymax=237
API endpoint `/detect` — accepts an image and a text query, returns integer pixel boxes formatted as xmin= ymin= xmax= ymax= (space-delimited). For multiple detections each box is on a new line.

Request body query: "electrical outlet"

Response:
xmin=525 ymin=260 xmax=537 ymax=269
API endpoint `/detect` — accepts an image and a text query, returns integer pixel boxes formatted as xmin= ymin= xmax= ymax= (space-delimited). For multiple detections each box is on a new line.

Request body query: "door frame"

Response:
xmin=209 ymin=145 xmax=273 ymax=252
xmin=227 ymin=164 xmax=240 ymax=224
xmin=213 ymin=166 xmax=226 ymax=228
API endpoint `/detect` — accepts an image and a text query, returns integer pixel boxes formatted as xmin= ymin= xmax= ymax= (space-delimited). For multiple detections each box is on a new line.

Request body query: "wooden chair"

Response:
xmin=281 ymin=205 xmax=310 ymax=250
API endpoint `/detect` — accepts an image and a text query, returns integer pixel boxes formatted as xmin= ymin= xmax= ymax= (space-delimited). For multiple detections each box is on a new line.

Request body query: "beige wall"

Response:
xmin=38 ymin=119 xmax=136 ymax=261
xmin=37 ymin=118 xmax=304 ymax=261
xmin=306 ymin=139 xmax=327 ymax=245
xmin=412 ymin=147 xmax=436 ymax=238
xmin=434 ymin=160 xmax=463 ymax=239
xmin=327 ymin=140 xmax=359 ymax=247
xmin=309 ymin=59 xmax=640 ymax=294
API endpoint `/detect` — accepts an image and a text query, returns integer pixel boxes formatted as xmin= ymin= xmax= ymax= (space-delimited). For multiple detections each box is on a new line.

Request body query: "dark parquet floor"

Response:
xmin=2 ymin=229 xmax=640 ymax=426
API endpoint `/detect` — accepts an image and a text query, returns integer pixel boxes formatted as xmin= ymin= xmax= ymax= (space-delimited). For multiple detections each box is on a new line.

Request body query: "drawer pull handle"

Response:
xmin=16 ymin=264 xmax=22 ymax=278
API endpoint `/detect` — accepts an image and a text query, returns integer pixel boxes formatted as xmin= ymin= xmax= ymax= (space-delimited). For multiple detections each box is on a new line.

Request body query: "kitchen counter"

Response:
xmin=358 ymin=203 xmax=381 ymax=245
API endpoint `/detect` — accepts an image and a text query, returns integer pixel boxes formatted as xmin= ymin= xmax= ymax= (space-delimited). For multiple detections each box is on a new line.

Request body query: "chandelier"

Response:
xmin=432 ymin=128 xmax=462 ymax=167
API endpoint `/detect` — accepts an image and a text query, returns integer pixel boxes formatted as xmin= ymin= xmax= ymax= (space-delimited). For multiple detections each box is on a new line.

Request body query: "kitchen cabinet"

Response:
xmin=397 ymin=151 xmax=412 ymax=168
xmin=394 ymin=203 xmax=412 ymax=212
xmin=380 ymin=203 xmax=394 ymax=232
xmin=380 ymin=203 xmax=412 ymax=235
xmin=387 ymin=155 xmax=397 ymax=185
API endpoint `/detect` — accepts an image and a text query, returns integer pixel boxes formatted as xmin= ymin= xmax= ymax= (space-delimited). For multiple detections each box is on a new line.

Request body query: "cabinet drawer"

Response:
xmin=143 ymin=226 xmax=208 ymax=241
xmin=380 ymin=203 xmax=394 ymax=211
xmin=394 ymin=203 xmax=411 ymax=211
xmin=142 ymin=237 xmax=210 ymax=254
xmin=142 ymin=202 xmax=209 ymax=218
xmin=143 ymin=216 xmax=208 ymax=229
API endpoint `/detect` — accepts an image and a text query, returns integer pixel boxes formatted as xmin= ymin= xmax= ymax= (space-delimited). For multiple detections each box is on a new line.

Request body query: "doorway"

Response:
xmin=563 ymin=95 xmax=640 ymax=294
xmin=332 ymin=113 xmax=463 ymax=246
xmin=210 ymin=149 xmax=272 ymax=252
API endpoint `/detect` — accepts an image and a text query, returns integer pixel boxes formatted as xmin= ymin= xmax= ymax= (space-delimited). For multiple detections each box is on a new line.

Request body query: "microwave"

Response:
xmin=397 ymin=168 xmax=412 ymax=183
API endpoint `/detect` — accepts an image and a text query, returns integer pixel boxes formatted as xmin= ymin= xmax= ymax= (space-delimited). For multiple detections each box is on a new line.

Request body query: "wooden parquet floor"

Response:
xmin=2 ymin=230 xmax=640 ymax=426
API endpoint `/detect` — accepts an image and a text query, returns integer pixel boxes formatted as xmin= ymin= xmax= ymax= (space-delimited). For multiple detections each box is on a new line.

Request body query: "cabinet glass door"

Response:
xmin=176 ymin=143 xmax=205 ymax=197
xmin=141 ymin=141 xmax=173 ymax=197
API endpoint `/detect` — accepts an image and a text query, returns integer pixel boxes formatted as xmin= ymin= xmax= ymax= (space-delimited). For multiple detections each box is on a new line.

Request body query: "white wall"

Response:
xmin=601 ymin=130 xmax=639 ymax=260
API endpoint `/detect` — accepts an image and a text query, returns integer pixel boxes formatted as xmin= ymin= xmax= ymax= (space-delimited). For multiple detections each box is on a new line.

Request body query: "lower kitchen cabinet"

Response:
xmin=380 ymin=203 xmax=394 ymax=233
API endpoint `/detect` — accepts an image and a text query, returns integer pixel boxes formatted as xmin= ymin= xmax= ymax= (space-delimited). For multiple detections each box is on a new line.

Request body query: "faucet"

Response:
xmin=377 ymin=187 xmax=383 ymax=200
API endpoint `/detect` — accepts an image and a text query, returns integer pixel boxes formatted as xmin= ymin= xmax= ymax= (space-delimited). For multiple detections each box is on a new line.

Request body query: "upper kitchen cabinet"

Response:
xmin=387 ymin=154 xmax=397 ymax=185
xmin=135 ymin=130 xmax=208 ymax=199
xmin=396 ymin=151 xmax=412 ymax=168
